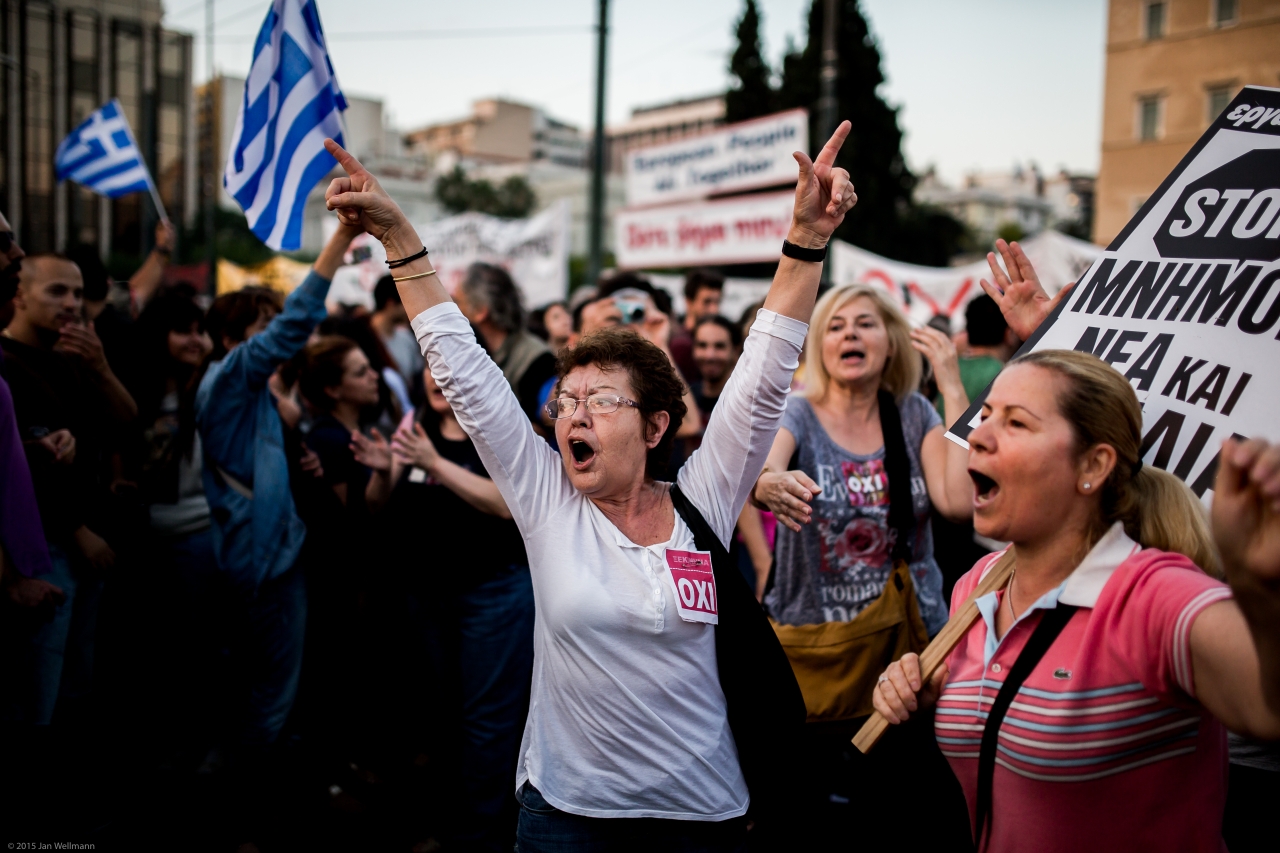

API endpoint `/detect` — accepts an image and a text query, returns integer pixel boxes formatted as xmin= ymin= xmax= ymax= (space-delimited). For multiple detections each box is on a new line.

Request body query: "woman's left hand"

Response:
xmin=789 ymin=120 xmax=857 ymax=247
xmin=351 ymin=428 xmax=392 ymax=473
xmin=910 ymin=326 xmax=963 ymax=396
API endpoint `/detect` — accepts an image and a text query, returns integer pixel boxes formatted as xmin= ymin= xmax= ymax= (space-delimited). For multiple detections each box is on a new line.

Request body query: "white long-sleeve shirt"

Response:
xmin=412 ymin=302 xmax=806 ymax=820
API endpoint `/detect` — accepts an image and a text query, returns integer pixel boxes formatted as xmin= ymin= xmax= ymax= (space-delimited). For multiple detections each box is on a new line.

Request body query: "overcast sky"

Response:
xmin=168 ymin=0 xmax=1108 ymax=184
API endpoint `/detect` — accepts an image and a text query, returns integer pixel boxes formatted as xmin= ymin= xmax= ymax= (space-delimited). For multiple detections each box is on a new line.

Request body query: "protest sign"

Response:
xmin=328 ymin=200 xmax=571 ymax=311
xmin=614 ymin=191 xmax=794 ymax=269
xmin=625 ymin=110 xmax=807 ymax=207
xmin=830 ymin=230 xmax=1101 ymax=330
xmin=947 ymin=85 xmax=1280 ymax=503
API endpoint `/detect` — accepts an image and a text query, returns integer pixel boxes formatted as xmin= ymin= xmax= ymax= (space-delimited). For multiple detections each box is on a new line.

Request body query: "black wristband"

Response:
xmin=781 ymin=239 xmax=827 ymax=262
xmin=386 ymin=246 xmax=428 ymax=269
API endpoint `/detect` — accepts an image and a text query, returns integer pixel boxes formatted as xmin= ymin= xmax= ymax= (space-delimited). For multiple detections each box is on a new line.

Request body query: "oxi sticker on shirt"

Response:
xmin=841 ymin=459 xmax=889 ymax=508
xmin=664 ymin=549 xmax=718 ymax=625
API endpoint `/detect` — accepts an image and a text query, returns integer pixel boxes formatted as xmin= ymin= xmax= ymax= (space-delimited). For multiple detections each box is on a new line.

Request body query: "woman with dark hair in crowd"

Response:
xmin=357 ymin=365 xmax=535 ymax=852
xmin=528 ymin=301 xmax=572 ymax=354
xmin=317 ymin=313 xmax=409 ymax=430
xmin=320 ymin=120 xmax=856 ymax=851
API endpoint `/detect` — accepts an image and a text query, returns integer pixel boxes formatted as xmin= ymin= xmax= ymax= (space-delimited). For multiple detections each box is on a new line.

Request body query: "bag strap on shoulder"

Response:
xmin=670 ymin=484 xmax=732 ymax=581
xmin=973 ymin=602 xmax=1078 ymax=849
xmin=877 ymin=389 xmax=914 ymax=563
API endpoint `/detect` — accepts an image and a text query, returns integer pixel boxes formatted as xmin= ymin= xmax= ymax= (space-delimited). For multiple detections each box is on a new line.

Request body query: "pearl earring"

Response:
xmin=1083 ymin=483 xmax=1092 ymax=490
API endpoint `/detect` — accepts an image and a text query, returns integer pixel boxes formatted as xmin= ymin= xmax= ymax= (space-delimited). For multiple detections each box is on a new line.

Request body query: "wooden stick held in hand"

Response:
xmin=853 ymin=548 xmax=1016 ymax=753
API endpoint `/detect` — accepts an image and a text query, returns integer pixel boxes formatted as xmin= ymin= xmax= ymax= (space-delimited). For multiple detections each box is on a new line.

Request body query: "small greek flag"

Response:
xmin=55 ymin=99 xmax=156 ymax=200
xmin=224 ymin=0 xmax=347 ymax=251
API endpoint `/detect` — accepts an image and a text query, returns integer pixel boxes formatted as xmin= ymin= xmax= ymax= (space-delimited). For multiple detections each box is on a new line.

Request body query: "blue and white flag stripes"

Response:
xmin=55 ymin=99 xmax=155 ymax=200
xmin=224 ymin=0 xmax=348 ymax=251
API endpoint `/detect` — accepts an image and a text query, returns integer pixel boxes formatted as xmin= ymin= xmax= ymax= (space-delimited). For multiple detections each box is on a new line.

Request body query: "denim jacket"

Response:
xmin=195 ymin=270 xmax=330 ymax=591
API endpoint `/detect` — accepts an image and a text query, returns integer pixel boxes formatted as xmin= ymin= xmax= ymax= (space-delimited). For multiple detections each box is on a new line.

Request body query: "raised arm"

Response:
xmin=1194 ymin=438 xmax=1280 ymax=739
xmin=764 ymin=121 xmax=856 ymax=323
xmin=677 ymin=123 xmax=856 ymax=541
xmin=322 ymin=139 xmax=567 ymax=532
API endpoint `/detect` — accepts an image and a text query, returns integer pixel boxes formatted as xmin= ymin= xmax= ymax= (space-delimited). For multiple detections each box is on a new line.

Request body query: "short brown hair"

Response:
xmin=556 ymin=328 xmax=688 ymax=480
xmin=300 ymin=335 xmax=359 ymax=413
xmin=207 ymin=286 xmax=283 ymax=359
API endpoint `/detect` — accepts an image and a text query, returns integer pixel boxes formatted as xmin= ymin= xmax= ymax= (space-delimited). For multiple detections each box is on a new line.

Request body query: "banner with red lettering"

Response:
xmin=830 ymin=230 xmax=1101 ymax=330
xmin=614 ymin=191 xmax=793 ymax=269
xmin=947 ymin=84 xmax=1280 ymax=505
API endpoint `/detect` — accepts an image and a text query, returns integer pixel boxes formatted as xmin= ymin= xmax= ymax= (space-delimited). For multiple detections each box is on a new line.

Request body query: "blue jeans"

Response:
xmin=236 ymin=562 xmax=307 ymax=745
xmin=411 ymin=565 xmax=536 ymax=853
xmin=515 ymin=784 xmax=748 ymax=853
xmin=1 ymin=544 xmax=102 ymax=725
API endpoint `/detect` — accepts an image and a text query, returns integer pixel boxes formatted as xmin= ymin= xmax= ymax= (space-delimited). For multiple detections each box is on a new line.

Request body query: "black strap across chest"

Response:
xmin=973 ymin=601 xmax=1079 ymax=849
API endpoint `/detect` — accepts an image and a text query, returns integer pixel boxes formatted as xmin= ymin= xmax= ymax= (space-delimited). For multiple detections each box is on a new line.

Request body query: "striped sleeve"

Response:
xmin=1110 ymin=552 xmax=1232 ymax=703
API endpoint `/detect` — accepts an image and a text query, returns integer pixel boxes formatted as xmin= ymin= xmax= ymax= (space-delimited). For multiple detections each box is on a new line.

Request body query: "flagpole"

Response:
xmin=112 ymin=97 xmax=171 ymax=226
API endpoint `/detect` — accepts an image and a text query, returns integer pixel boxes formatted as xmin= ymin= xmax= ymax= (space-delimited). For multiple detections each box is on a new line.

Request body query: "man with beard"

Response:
xmin=690 ymin=315 xmax=742 ymax=421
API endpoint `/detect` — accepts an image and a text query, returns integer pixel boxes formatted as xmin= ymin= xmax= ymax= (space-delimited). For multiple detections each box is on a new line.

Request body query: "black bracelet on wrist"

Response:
xmin=781 ymin=239 xmax=827 ymax=263
xmin=386 ymin=246 xmax=428 ymax=269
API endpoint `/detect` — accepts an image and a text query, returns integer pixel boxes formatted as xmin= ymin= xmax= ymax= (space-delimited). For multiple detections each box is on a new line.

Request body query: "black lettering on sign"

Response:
xmin=1073 ymin=326 xmax=1118 ymax=358
xmin=1191 ymin=434 xmax=1249 ymax=497
xmin=1113 ymin=262 xmax=1180 ymax=319
xmin=1141 ymin=409 xmax=1185 ymax=470
xmin=1178 ymin=263 xmax=1262 ymax=325
xmin=1103 ymin=331 xmax=1146 ymax=366
xmin=1220 ymin=372 xmax=1252 ymax=417
xmin=1124 ymin=333 xmax=1173 ymax=391
xmin=1072 ymin=259 xmax=1142 ymax=315
xmin=1153 ymin=148 xmax=1280 ymax=263
xmin=1173 ymin=423 xmax=1216 ymax=480
xmin=1187 ymin=364 xmax=1230 ymax=411
xmin=1236 ymin=269 xmax=1280 ymax=335
xmin=1161 ymin=356 xmax=1208 ymax=400
xmin=1148 ymin=263 xmax=1210 ymax=321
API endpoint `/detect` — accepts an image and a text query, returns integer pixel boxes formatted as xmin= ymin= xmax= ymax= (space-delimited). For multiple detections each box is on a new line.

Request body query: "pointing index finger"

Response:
xmin=324 ymin=138 xmax=367 ymax=177
xmin=814 ymin=120 xmax=851 ymax=169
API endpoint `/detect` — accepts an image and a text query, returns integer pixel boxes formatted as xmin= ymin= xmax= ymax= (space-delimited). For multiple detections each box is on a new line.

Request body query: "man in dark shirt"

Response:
xmin=0 ymin=251 xmax=135 ymax=725
xmin=454 ymin=263 xmax=556 ymax=428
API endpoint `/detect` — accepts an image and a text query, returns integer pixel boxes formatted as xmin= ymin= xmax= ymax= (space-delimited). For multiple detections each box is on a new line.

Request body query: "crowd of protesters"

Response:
xmin=1 ymin=118 xmax=1278 ymax=853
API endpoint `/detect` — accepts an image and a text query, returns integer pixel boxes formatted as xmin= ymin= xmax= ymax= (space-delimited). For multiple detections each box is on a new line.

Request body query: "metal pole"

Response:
xmin=818 ymin=0 xmax=839 ymax=142
xmin=586 ymin=0 xmax=608 ymax=288
xmin=204 ymin=0 xmax=216 ymax=293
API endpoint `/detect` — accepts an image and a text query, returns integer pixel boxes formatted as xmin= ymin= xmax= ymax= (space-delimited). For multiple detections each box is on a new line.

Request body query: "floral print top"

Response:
xmin=763 ymin=393 xmax=948 ymax=635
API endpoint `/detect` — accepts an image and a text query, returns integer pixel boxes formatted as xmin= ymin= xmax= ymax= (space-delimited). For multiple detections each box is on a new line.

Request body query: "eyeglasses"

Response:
xmin=544 ymin=394 xmax=641 ymax=420
xmin=0 ymin=231 xmax=13 ymax=253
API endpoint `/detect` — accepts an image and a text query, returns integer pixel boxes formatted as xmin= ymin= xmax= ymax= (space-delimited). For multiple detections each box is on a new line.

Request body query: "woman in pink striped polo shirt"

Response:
xmin=872 ymin=348 xmax=1280 ymax=853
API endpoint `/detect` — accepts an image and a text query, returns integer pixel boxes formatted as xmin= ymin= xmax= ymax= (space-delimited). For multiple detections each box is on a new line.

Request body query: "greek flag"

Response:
xmin=224 ymin=0 xmax=347 ymax=251
xmin=55 ymin=99 xmax=155 ymax=199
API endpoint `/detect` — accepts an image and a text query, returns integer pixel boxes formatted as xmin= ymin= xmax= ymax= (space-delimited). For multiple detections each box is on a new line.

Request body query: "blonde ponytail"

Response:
xmin=1014 ymin=350 xmax=1220 ymax=575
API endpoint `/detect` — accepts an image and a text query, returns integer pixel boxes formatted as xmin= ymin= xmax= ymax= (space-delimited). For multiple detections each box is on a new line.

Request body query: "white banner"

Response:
xmin=328 ymin=199 xmax=571 ymax=311
xmin=615 ymin=191 xmax=794 ymax=269
xmin=948 ymin=85 xmax=1280 ymax=505
xmin=625 ymin=109 xmax=808 ymax=207
xmin=831 ymin=230 xmax=1103 ymax=331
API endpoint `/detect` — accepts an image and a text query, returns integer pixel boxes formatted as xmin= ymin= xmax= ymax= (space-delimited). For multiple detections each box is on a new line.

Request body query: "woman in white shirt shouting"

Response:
xmin=320 ymin=122 xmax=857 ymax=852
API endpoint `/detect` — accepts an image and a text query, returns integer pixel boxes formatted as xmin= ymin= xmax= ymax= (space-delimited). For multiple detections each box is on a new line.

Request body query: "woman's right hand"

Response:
xmin=391 ymin=421 xmax=439 ymax=471
xmin=753 ymin=469 xmax=821 ymax=532
xmin=789 ymin=120 xmax=857 ymax=248
xmin=323 ymin=139 xmax=413 ymax=248
xmin=872 ymin=653 xmax=949 ymax=725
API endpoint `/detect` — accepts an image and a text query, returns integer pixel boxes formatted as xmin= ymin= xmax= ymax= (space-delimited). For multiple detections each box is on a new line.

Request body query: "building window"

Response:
xmin=1214 ymin=0 xmax=1237 ymax=26
xmin=1145 ymin=2 xmax=1166 ymax=39
xmin=1138 ymin=96 xmax=1163 ymax=141
xmin=1207 ymin=86 xmax=1235 ymax=122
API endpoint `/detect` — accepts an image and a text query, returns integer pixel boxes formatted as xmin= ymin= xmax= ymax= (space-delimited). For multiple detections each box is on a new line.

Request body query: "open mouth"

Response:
xmin=969 ymin=469 xmax=999 ymax=504
xmin=840 ymin=347 xmax=866 ymax=364
xmin=570 ymin=439 xmax=595 ymax=466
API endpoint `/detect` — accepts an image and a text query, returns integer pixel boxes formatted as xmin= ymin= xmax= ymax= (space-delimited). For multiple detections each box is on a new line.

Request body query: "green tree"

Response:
xmin=725 ymin=0 xmax=776 ymax=123
xmin=435 ymin=166 xmax=538 ymax=218
xmin=776 ymin=1 xmax=966 ymax=265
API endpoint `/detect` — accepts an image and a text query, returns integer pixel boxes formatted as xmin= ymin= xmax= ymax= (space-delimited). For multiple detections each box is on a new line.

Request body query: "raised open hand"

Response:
xmin=351 ymin=427 xmax=393 ymax=473
xmin=1213 ymin=438 xmax=1280 ymax=582
xmin=790 ymin=121 xmax=857 ymax=247
xmin=979 ymin=238 xmax=1072 ymax=341
xmin=323 ymin=139 xmax=412 ymax=247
